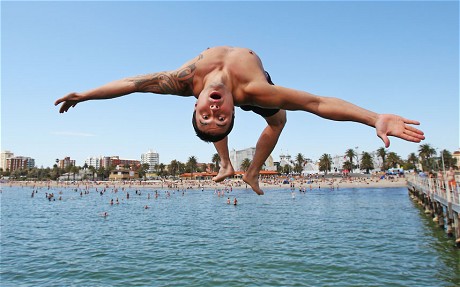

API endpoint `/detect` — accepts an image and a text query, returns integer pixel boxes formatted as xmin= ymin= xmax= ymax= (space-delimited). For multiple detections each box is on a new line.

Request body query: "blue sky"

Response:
xmin=2 ymin=1 xmax=459 ymax=168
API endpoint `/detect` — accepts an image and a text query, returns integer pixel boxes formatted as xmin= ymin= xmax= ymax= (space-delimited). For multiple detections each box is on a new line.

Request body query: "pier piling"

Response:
xmin=407 ymin=174 xmax=459 ymax=247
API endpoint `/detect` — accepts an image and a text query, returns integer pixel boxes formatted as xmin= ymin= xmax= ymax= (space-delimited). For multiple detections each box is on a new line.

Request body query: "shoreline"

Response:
xmin=2 ymin=176 xmax=408 ymax=191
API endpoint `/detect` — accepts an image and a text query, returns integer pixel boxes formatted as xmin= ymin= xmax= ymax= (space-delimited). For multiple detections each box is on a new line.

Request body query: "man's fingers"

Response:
xmin=54 ymin=98 xmax=63 ymax=106
xmin=406 ymin=125 xmax=425 ymax=136
xmin=403 ymin=118 xmax=420 ymax=125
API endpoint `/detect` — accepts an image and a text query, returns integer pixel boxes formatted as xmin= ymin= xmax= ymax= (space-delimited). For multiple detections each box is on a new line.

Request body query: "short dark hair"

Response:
xmin=192 ymin=111 xmax=235 ymax=142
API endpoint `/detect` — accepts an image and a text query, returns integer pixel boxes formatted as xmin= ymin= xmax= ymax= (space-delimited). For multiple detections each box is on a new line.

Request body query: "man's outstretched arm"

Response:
xmin=246 ymin=83 xmax=425 ymax=147
xmin=55 ymin=56 xmax=200 ymax=113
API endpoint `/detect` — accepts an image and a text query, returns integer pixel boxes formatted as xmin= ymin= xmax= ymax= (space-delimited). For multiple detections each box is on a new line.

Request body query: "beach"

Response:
xmin=2 ymin=175 xmax=407 ymax=191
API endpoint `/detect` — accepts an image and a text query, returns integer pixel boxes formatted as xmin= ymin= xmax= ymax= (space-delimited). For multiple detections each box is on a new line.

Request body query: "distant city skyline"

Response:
xmin=2 ymin=1 xmax=458 ymax=168
xmin=2 ymin=144 xmax=458 ymax=170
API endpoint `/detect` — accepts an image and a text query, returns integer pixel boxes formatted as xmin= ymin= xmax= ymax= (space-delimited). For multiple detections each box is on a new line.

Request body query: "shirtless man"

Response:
xmin=55 ymin=46 xmax=425 ymax=195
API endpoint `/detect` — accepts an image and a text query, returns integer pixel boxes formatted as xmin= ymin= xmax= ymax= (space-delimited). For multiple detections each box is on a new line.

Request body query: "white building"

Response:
xmin=279 ymin=153 xmax=294 ymax=168
xmin=141 ymin=149 xmax=159 ymax=172
xmin=230 ymin=147 xmax=276 ymax=171
xmin=85 ymin=156 xmax=102 ymax=169
xmin=1 ymin=150 xmax=14 ymax=170
xmin=301 ymin=161 xmax=320 ymax=175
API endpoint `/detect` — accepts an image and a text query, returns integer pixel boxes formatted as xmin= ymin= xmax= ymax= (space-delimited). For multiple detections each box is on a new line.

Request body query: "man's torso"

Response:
xmin=187 ymin=46 xmax=269 ymax=105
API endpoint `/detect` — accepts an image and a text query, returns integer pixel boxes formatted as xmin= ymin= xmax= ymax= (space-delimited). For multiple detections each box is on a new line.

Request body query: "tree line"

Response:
xmin=1 ymin=143 xmax=456 ymax=181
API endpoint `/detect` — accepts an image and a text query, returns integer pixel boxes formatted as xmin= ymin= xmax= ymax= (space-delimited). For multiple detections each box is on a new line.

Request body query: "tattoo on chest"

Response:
xmin=134 ymin=54 xmax=203 ymax=96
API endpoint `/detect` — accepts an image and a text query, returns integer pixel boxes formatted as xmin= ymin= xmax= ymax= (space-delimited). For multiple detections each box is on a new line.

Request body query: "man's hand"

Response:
xmin=54 ymin=92 xmax=85 ymax=113
xmin=375 ymin=114 xmax=425 ymax=147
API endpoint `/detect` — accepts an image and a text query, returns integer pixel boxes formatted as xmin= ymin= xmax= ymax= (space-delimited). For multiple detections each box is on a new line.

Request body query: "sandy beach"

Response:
xmin=2 ymin=175 xmax=407 ymax=191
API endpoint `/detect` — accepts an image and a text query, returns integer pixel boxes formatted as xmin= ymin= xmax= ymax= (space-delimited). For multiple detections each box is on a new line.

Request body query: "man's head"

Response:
xmin=192 ymin=83 xmax=235 ymax=143
xmin=192 ymin=110 xmax=235 ymax=142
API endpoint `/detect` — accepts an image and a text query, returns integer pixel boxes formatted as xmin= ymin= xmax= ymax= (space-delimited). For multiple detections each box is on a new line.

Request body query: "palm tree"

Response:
xmin=240 ymin=158 xmax=251 ymax=172
xmin=345 ymin=149 xmax=356 ymax=167
xmin=169 ymin=160 xmax=179 ymax=177
xmin=212 ymin=153 xmax=220 ymax=172
xmin=97 ymin=166 xmax=106 ymax=180
xmin=345 ymin=148 xmax=356 ymax=164
xmin=88 ymin=166 xmax=96 ymax=181
xmin=406 ymin=153 xmax=419 ymax=171
xmin=360 ymin=152 xmax=374 ymax=174
xmin=440 ymin=149 xmax=457 ymax=169
xmin=418 ymin=143 xmax=436 ymax=171
xmin=386 ymin=152 xmax=402 ymax=169
xmin=342 ymin=161 xmax=353 ymax=172
xmin=376 ymin=147 xmax=387 ymax=171
xmin=294 ymin=153 xmax=305 ymax=174
xmin=318 ymin=153 xmax=332 ymax=174
xmin=186 ymin=156 xmax=198 ymax=178
xmin=138 ymin=163 xmax=150 ymax=179
xmin=158 ymin=163 xmax=166 ymax=176
xmin=70 ymin=165 xmax=79 ymax=181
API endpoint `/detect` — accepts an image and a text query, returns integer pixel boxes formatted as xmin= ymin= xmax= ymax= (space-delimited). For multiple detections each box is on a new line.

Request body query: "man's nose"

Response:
xmin=210 ymin=104 xmax=219 ymax=110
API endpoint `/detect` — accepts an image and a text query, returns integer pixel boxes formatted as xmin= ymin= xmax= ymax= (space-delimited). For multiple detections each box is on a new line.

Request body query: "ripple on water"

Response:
xmin=1 ymin=186 xmax=459 ymax=287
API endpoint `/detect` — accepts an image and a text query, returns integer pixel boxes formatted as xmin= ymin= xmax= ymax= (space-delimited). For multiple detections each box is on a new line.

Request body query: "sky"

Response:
xmin=1 ymin=1 xmax=459 ymax=168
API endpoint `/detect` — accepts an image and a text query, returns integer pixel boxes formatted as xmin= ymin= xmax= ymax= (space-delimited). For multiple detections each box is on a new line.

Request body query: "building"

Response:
xmin=58 ymin=157 xmax=76 ymax=169
xmin=109 ymin=167 xmax=139 ymax=180
xmin=6 ymin=156 xmax=35 ymax=171
xmin=229 ymin=147 xmax=276 ymax=171
xmin=110 ymin=156 xmax=140 ymax=169
xmin=453 ymin=149 xmax=460 ymax=169
xmin=279 ymin=153 xmax=294 ymax=169
xmin=85 ymin=155 xmax=140 ymax=170
xmin=85 ymin=156 xmax=102 ymax=169
xmin=141 ymin=150 xmax=159 ymax=172
xmin=1 ymin=150 xmax=14 ymax=170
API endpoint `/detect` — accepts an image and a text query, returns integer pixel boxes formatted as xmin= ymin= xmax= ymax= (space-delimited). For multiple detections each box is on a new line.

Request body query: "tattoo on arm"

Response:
xmin=133 ymin=54 xmax=203 ymax=96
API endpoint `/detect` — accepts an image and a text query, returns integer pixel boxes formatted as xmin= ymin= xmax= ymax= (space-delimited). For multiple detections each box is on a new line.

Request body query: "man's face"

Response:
xmin=194 ymin=84 xmax=234 ymax=135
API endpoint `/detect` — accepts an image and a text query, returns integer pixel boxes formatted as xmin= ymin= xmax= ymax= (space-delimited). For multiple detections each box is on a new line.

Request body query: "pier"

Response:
xmin=407 ymin=174 xmax=460 ymax=247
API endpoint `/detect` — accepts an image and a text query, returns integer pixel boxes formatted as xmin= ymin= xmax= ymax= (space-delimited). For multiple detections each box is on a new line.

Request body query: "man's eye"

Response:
xmin=203 ymin=115 xmax=209 ymax=119
xmin=218 ymin=117 xmax=225 ymax=121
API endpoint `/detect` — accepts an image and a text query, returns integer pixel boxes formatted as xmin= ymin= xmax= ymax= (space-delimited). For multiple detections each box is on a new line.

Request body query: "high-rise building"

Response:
xmin=141 ymin=150 xmax=159 ymax=172
xmin=6 ymin=156 xmax=35 ymax=171
xmin=85 ymin=156 xmax=141 ymax=170
xmin=85 ymin=156 xmax=102 ymax=169
xmin=58 ymin=157 xmax=76 ymax=169
xmin=1 ymin=150 xmax=14 ymax=170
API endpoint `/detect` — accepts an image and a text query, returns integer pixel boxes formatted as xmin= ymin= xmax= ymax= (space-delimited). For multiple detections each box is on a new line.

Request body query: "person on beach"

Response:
xmin=55 ymin=46 xmax=425 ymax=195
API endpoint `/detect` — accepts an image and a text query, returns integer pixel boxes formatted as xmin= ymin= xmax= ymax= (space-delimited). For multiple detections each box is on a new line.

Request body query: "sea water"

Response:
xmin=1 ymin=185 xmax=459 ymax=287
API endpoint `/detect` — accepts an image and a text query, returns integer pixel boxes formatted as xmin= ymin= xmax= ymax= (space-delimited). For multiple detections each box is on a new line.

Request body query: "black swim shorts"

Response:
xmin=239 ymin=71 xmax=280 ymax=118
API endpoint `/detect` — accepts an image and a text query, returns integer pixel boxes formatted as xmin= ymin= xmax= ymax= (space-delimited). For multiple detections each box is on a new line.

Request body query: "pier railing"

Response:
xmin=406 ymin=174 xmax=460 ymax=247
xmin=406 ymin=174 xmax=459 ymax=207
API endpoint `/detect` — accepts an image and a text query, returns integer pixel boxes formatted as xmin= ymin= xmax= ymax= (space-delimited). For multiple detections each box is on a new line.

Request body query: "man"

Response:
xmin=55 ymin=46 xmax=425 ymax=195
xmin=446 ymin=167 xmax=457 ymax=191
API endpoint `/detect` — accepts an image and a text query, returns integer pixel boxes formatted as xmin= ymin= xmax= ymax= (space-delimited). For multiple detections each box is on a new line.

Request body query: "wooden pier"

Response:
xmin=406 ymin=174 xmax=460 ymax=247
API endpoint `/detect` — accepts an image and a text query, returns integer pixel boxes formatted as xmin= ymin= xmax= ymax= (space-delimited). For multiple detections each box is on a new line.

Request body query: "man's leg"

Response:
xmin=243 ymin=110 xmax=287 ymax=195
xmin=212 ymin=136 xmax=235 ymax=182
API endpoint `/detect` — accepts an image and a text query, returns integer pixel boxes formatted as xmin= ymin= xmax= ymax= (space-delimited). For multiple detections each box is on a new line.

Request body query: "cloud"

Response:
xmin=52 ymin=131 xmax=96 ymax=137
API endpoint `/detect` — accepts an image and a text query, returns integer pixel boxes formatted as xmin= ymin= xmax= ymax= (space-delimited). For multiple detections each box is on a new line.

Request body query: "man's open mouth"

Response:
xmin=210 ymin=92 xmax=222 ymax=100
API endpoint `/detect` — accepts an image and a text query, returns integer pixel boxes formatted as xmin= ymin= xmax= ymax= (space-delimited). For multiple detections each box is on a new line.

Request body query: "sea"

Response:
xmin=1 ymin=184 xmax=459 ymax=287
